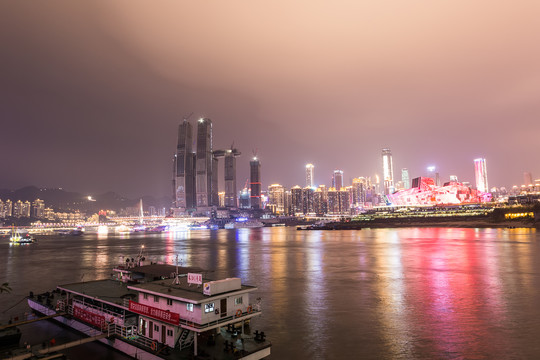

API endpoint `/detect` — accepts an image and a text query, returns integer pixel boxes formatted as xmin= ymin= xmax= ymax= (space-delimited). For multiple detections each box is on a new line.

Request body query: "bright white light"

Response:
xmin=427 ymin=166 xmax=436 ymax=172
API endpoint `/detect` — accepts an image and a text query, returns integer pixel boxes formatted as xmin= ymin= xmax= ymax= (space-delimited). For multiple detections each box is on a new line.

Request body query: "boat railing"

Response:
xmin=106 ymin=323 xmax=158 ymax=351
xmin=179 ymin=308 xmax=261 ymax=330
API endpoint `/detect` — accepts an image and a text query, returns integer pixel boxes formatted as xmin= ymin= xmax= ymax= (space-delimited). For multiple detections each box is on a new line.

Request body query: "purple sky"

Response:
xmin=1 ymin=1 xmax=539 ymax=197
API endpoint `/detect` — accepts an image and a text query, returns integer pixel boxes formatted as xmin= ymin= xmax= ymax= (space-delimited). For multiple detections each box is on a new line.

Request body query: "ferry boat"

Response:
xmin=27 ymin=265 xmax=271 ymax=359
xmin=9 ymin=227 xmax=36 ymax=245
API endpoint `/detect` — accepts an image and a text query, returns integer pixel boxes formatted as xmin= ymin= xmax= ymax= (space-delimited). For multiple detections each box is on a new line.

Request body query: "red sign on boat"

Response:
xmin=73 ymin=305 xmax=106 ymax=328
xmin=129 ymin=300 xmax=180 ymax=325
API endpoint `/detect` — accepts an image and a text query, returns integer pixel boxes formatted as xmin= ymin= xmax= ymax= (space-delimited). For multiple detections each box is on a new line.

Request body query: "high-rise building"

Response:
xmin=239 ymin=187 xmax=250 ymax=209
xmin=306 ymin=164 xmax=314 ymax=188
xmin=268 ymin=184 xmax=285 ymax=214
xmin=32 ymin=199 xmax=45 ymax=218
xmin=13 ymin=200 xmax=23 ymax=218
xmin=224 ymin=147 xmax=241 ymax=208
xmin=314 ymin=185 xmax=328 ymax=215
xmin=302 ymin=187 xmax=315 ymax=214
xmin=250 ymin=157 xmax=261 ymax=209
xmin=382 ymin=148 xmax=394 ymax=194
xmin=352 ymin=177 xmax=367 ymax=206
xmin=284 ymin=190 xmax=292 ymax=216
xmin=218 ymin=192 xmax=225 ymax=207
xmin=174 ymin=119 xmax=195 ymax=210
xmin=449 ymin=175 xmax=458 ymax=182
xmin=291 ymin=186 xmax=303 ymax=215
xmin=401 ymin=168 xmax=410 ymax=189
xmin=474 ymin=158 xmax=489 ymax=193
xmin=196 ymin=118 xmax=213 ymax=208
xmin=332 ymin=170 xmax=344 ymax=190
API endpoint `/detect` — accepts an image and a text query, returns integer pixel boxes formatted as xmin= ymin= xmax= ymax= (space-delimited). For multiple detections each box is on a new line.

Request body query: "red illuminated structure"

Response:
xmin=387 ymin=177 xmax=491 ymax=206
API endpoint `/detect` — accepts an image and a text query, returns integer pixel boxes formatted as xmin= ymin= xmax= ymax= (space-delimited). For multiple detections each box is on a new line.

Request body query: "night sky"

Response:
xmin=1 ymin=1 xmax=539 ymax=198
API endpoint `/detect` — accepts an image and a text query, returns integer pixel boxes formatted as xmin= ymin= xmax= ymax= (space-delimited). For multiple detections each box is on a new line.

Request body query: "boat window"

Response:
xmin=235 ymin=296 xmax=243 ymax=305
xmin=154 ymin=295 xmax=159 ymax=303
xmin=167 ymin=329 xmax=173 ymax=337
xmin=143 ymin=293 xmax=148 ymax=300
xmin=187 ymin=303 xmax=194 ymax=312
xmin=204 ymin=303 xmax=215 ymax=313
xmin=167 ymin=298 xmax=173 ymax=306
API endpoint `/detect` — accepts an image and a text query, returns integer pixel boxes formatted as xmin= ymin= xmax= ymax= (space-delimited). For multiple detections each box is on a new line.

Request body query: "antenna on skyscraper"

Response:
xmin=252 ymin=148 xmax=258 ymax=158
xmin=183 ymin=112 xmax=193 ymax=122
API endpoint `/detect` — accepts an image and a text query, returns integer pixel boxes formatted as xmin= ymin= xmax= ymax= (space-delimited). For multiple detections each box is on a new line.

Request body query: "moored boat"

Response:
xmin=27 ymin=264 xmax=271 ymax=359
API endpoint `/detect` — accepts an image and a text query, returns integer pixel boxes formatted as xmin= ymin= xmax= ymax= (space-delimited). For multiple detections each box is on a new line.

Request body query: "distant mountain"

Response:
xmin=0 ymin=186 xmax=172 ymax=214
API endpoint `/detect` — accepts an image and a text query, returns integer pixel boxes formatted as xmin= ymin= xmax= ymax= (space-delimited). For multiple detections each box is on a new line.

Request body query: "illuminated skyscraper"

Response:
xmin=306 ymin=164 xmax=314 ymax=188
xmin=174 ymin=119 xmax=195 ymax=210
xmin=268 ymin=184 xmax=285 ymax=214
xmin=382 ymin=148 xmax=394 ymax=194
xmin=291 ymin=185 xmax=303 ymax=215
xmin=332 ymin=170 xmax=344 ymax=190
xmin=302 ymin=186 xmax=315 ymax=214
xmin=314 ymin=185 xmax=328 ymax=215
xmin=196 ymin=118 xmax=213 ymax=208
xmin=224 ymin=147 xmax=241 ymax=208
xmin=401 ymin=168 xmax=410 ymax=189
xmin=474 ymin=158 xmax=489 ymax=193
xmin=352 ymin=177 xmax=367 ymax=206
xmin=250 ymin=157 xmax=261 ymax=209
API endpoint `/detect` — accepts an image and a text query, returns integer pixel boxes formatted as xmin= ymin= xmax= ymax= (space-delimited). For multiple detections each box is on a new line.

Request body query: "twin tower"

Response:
xmin=173 ymin=118 xmax=241 ymax=213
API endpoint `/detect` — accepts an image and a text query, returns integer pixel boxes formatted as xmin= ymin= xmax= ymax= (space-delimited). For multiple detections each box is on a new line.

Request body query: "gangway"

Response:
xmin=6 ymin=331 xmax=109 ymax=360
xmin=0 ymin=313 xmax=66 ymax=331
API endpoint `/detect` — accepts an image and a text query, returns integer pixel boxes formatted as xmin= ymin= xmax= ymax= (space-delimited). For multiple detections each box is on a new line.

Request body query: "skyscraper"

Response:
xmin=306 ymin=163 xmax=314 ymax=188
xmin=250 ymin=157 xmax=261 ymax=209
xmin=382 ymin=148 xmax=394 ymax=194
xmin=332 ymin=170 xmax=344 ymax=190
xmin=174 ymin=119 xmax=195 ymax=210
xmin=268 ymin=184 xmax=285 ymax=214
xmin=224 ymin=147 xmax=241 ymax=208
xmin=474 ymin=158 xmax=489 ymax=193
xmin=196 ymin=118 xmax=213 ymax=208
xmin=291 ymin=186 xmax=303 ymax=215
xmin=401 ymin=168 xmax=410 ymax=189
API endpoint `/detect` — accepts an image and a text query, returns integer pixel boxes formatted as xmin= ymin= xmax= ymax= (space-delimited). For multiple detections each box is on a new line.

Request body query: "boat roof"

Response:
xmin=57 ymin=279 xmax=137 ymax=308
xmin=126 ymin=264 xmax=205 ymax=278
xmin=128 ymin=277 xmax=257 ymax=304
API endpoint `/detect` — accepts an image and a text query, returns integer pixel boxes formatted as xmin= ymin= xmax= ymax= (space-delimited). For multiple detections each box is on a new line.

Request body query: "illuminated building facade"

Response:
xmin=224 ymin=147 xmax=241 ymax=208
xmin=32 ymin=199 xmax=45 ymax=218
xmin=291 ymin=186 xmax=303 ymax=215
xmin=250 ymin=157 xmax=261 ymax=209
xmin=268 ymin=184 xmax=285 ymax=214
xmin=196 ymin=118 xmax=213 ymax=208
xmin=387 ymin=177 xmax=491 ymax=206
xmin=332 ymin=170 xmax=344 ymax=190
xmin=401 ymin=168 xmax=410 ymax=189
xmin=302 ymin=186 xmax=315 ymax=214
xmin=306 ymin=164 xmax=314 ymax=188
xmin=352 ymin=177 xmax=367 ymax=206
xmin=314 ymin=185 xmax=328 ymax=215
xmin=474 ymin=158 xmax=489 ymax=193
xmin=382 ymin=148 xmax=394 ymax=195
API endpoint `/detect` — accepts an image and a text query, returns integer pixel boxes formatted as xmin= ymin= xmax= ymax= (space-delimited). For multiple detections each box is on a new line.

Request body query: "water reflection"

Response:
xmin=2 ymin=227 xmax=540 ymax=359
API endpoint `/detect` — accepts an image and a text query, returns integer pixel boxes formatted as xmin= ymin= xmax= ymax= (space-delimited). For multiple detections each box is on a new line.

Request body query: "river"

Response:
xmin=2 ymin=227 xmax=540 ymax=359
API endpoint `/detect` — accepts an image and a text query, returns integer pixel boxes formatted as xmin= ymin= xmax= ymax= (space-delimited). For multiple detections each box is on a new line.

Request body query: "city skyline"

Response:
xmin=1 ymin=2 xmax=540 ymax=198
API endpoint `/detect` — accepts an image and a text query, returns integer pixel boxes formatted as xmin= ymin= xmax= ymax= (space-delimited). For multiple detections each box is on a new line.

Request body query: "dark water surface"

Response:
xmin=2 ymin=227 xmax=540 ymax=359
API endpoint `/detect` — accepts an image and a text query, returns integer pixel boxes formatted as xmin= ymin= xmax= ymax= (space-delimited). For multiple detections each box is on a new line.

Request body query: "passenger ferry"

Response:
xmin=27 ymin=264 xmax=271 ymax=359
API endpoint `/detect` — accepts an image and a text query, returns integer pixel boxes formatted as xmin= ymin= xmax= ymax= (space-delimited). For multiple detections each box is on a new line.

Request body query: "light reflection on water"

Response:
xmin=1 ymin=227 xmax=540 ymax=359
